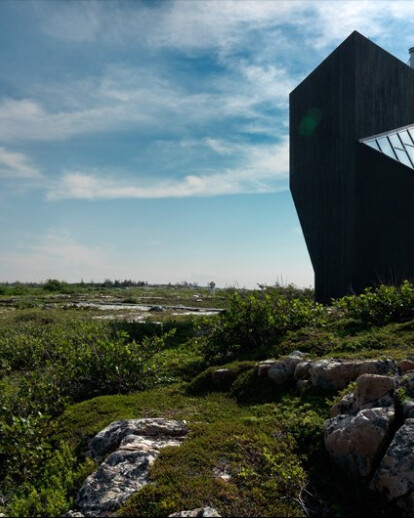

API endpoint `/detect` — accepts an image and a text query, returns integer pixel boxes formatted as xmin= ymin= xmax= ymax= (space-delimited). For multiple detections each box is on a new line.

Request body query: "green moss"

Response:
xmin=187 ymin=361 xmax=256 ymax=395
xmin=117 ymin=418 xmax=306 ymax=517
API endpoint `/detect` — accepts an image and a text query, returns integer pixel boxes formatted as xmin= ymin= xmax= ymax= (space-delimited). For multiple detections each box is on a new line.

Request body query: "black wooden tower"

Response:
xmin=290 ymin=31 xmax=414 ymax=303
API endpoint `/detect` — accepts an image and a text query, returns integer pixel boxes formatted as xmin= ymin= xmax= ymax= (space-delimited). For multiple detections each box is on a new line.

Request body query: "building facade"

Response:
xmin=290 ymin=31 xmax=414 ymax=303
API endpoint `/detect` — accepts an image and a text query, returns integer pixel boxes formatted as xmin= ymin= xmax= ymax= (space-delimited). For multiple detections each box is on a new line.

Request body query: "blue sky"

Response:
xmin=1 ymin=0 xmax=413 ymax=288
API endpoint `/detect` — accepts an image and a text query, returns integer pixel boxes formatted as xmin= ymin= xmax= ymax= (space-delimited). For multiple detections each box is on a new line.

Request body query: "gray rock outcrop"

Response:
xmin=168 ymin=508 xmax=221 ymax=517
xmin=371 ymin=418 xmax=414 ymax=516
xmin=309 ymin=359 xmax=396 ymax=391
xmin=259 ymin=351 xmax=306 ymax=385
xmin=323 ymin=365 xmax=414 ymax=517
xmin=324 ymin=407 xmax=395 ymax=477
xmin=73 ymin=418 xmax=188 ymax=517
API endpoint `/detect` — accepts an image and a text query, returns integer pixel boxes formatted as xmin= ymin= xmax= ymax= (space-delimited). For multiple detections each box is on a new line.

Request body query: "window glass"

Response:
xmin=405 ymin=145 xmax=414 ymax=165
xmin=394 ymin=148 xmax=412 ymax=168
xmin=398 ymin=130 xmax=414 ymax=147
xmin=377 ymin=137 xmax=396 ymax=159
xmin=389 ymin=133 xmax=401 ymax=148
xmin=366 ymin=139 xmax=380 ymax=151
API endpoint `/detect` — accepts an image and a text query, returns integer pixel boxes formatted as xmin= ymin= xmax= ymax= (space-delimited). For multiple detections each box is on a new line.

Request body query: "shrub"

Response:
xmin=202 ymin=291 xmax=325 ymax=363
xmin=335 ymin=281 xmax=414 ymax=325
xmin=187 ymin=362 xmax=256 ymax=395
xmin=7 ymin=442 xmax=95 ymax=517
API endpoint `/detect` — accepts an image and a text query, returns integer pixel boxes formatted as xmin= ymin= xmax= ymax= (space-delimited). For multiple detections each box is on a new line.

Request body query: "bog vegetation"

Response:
xmin=1 ymin=280 xmax=414 ymax=516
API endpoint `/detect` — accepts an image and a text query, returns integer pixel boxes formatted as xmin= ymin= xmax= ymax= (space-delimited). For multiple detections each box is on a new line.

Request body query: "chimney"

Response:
xmin=409 ymin=47 xmax=414 ymax=68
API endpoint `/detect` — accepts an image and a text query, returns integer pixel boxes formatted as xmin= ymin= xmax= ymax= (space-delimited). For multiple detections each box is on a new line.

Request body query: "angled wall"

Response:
xmin=290 ymin=31 xmax=414 ymax=302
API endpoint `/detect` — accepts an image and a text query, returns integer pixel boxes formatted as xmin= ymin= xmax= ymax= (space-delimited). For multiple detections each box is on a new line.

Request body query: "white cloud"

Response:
xmin=0 ymin=56 xmax=292 ymax=143
xmin=0 ymin=147 xmax=41 ymax=178
xmin=46 ymin=137 xmax=289 ymax=200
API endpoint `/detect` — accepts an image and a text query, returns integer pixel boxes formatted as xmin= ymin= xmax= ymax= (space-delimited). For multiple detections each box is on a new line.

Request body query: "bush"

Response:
xmin=187 ymin=362 xmax=256 ymax=395
xmin=202 ymin=291 xmax=325 ymax=363
xmin=335 ymin=281 xmax=414 ymax=325
xmin=7 ymin=442 xmax=95 ymax=517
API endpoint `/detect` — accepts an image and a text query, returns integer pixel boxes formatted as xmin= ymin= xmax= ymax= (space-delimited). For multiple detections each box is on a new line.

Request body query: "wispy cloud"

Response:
xmin=0 ymin=147 xmax=41 ymax=178
xmin=47 ymin=138 xmax=289 ymax=200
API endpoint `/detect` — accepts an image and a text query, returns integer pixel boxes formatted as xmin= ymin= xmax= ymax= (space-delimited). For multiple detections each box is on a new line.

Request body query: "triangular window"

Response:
xmin=360 ymin=124 xmax=414 ymax=169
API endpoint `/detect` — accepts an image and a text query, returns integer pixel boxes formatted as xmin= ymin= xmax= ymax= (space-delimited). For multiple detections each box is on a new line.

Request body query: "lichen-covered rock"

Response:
xmin=87 ymin=418 xmax=188 ymax=459
xmin=267 ymin=352 xmax=306 ymax=385
xmin=310 ymin=359 xmax=396 ymax=390
xmin=403 ymin=399 xmax=414 ymax=419
xmin=330 ymin=374 xmax=394 ymax=418
xmin=370 ymin=418 xmax=414 ymax=516
xmin=75 ymin=419 xmax=188 ymax=516
xmin=355 ymin=374 xmax=395 ymax=409
xmin=324 ymin=407 xmax=395 ymax=477
xmin=330 ymin=393 xmax=357 ymax=418
xmin=168 ymin=508 xmax=221 ymax=517
xmin=399 ymin=360 xmax=414 ymax=373
xmin=257 ymin=359 xmax=277 ymax=377
xmin=294 ymin=361 xmax=312 ymax=381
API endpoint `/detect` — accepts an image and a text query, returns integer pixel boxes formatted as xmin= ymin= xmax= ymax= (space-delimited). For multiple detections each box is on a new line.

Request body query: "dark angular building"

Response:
xmin=290 ymin=31 xmax=414 ymax=303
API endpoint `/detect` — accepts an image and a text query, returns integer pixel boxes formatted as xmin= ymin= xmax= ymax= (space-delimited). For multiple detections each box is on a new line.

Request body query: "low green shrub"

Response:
xmin=187 ymin=362 xmax=256 ymax=395
xmin=280 ymin=327 xmax=339 ymax=356
xmin=118 ymin=419 xmax=306 ymax=517
xmin=230 ymin=368 xmax=277 ymax=403
xmin=7 ymin=442 xmax=95 ymax=517
xmin=201 ymin=291 xmax=325 ymax=363
xmin=335 ymin=281 xmax=414 ymax=325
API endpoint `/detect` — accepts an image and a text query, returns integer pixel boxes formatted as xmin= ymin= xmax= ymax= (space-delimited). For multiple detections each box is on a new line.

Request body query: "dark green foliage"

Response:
xmin=280 ymin=327 xmax=339 ymax=356
xmin=43 ymin=279 xmax=73 ymax=293
xmin=187 ymin=361 xmax=256 ymax=395
xmin=117 ymin=418 xmax=306 ymax=517
xmin=202 ymin=290 xmax=325 ymax=363
xmin=4 ymin=282 xmax=414 ymax=517
xmin=7 ymin=442 xmax=96 ymax=517
xmin=0 ymin=310 xmax=175 ymax=490
xmin=230 ymin=368 xmax=279 ymax=403
xmin=335 ymin=280 xmax=414 ymax=325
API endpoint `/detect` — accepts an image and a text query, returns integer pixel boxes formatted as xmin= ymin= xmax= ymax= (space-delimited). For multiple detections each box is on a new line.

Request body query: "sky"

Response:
xmin=1 ymin=0 xmax=413 ymax=288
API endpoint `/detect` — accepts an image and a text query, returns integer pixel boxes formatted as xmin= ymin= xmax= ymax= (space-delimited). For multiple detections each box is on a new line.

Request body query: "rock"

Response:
xmin=324 ymin=407 xmax=395 ymax=477
xmin=76 ymin=448 xmax=156 ymax=516
xmin=149 ymin=305 xmax=165 ymax=312
xmin=330 ymin=374 xmax=394 ymax=418
xmin=294 ymin=361 xmax=312 ymax=381
xmin=87 ymin=418 xmax=188 ymax=459
xmin=310 ymin=359 xmax=396 ymax=390
xmin=330 ymin=393 xmax=357 ymax=418
xmin=370 ymin=418 xmax=414 ymax=515
xmin=76 ymin=419 xmax=188 ymax=516
xmin=403 ymin=400 xmax=414 ymax=419
xmin=355 ymin=374 xmax=395 ymax=409
xmin=267 ymin=352 xmax=306 ymax=385
xmin=257 ymin=360 xmax=277 ymax=377
xmin=399 ymin=360 xmax=414 ymax=373
xmin=168 ymin=508 xmax=221 ymax=517
xmin=63 ymin=512 xmax=85 ymax=517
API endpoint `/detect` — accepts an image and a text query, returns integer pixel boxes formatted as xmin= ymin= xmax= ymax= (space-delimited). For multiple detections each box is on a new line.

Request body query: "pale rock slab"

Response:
xmin=310 ymin=359 xmax=396 ymax=390
xmin=75 ymin=418 xmax=188 ymax=517
xmin=267 ymin=352 xmax=306 ymax=385
xmin=87 ymin=418 xmax=188 ymax=459
xmin=324 ymin=407 xmax=395 ymax=477
xmin=169 ymin=507 xmax=221 ymax=517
